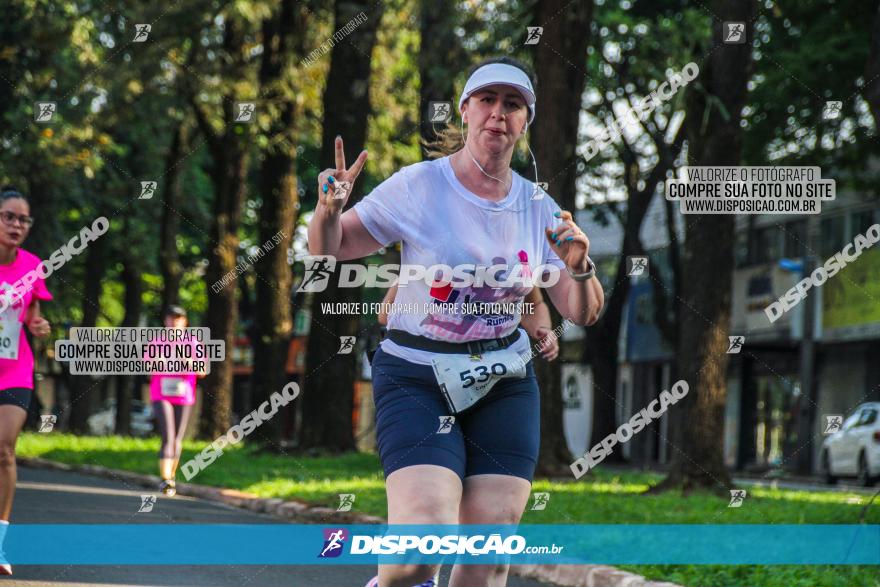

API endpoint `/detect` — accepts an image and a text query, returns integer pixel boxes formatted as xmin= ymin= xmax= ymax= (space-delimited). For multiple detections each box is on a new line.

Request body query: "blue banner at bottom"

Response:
xmin=3 ymin=524 xmax=878 ymax=565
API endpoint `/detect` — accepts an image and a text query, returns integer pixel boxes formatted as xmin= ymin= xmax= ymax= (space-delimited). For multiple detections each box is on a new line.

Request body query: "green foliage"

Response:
xmin=743 ymin=0 xmax=878 ymax=196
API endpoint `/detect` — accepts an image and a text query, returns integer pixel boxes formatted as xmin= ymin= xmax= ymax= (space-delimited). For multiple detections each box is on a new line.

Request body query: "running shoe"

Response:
xmin=363 ymin=572 xmax=439 ymax=587
xmin=159 ymin=479 xmax=177 ymax=497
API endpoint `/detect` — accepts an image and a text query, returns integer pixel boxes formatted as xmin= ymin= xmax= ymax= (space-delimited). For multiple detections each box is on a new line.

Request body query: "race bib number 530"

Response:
xmin=431 ymin=348 xmax=526 ymax=414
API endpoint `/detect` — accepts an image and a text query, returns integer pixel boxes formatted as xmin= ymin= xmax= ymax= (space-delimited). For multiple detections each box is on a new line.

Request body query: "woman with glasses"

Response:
xmin=0 ymin=186 xmax=52 ymax=576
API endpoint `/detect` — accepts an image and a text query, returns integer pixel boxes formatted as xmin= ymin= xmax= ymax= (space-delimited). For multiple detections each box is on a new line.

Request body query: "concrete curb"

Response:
xmin=18 ymin=456 xmax=683 ymax=587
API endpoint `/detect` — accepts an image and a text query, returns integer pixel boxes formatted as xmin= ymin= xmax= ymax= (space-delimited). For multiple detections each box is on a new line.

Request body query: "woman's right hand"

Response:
xmin=318 ymin=136 xmax=368 ymax=214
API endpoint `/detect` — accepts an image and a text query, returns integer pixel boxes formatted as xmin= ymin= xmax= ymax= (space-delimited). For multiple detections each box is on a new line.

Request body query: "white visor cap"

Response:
xmin=458 ymin=63 xmax=536 ymax=124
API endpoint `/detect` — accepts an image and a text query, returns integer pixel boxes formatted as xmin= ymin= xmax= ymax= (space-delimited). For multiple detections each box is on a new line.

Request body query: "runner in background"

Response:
xmin=0 ymin=186 xmax=53 ymax=576
xmin=149 ymin=306 xmax=203 ymax=497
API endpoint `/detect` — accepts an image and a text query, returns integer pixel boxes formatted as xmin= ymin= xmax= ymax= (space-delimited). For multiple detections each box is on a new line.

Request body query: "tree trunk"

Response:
xmin=584 ymin=143 xmax=677 ymax=460
xmin=195 ymin=18 xmax=252 ymax=439
xmin=200 ymin=132 xmax=248 ymax=439
xmin=864 ymin=1 xmax=880 ymax=130
xmin=418 ymin=0 xmax=461 ymax=155
xmin=584 ymin=250 xmax=634 ymax=464
xmin=530 ymin=0 xmax=594 ymax=474
xmin=159 ymin=120 xmax=188 ymax=313
xmin=252 ymin=0 xmax=306 ymax=449
xmin=68 ymin=234 xmax=107 ymax=433
xmin=649 ymin=0 xmax=756 ymax=495
xmin=534 ymin=304 xmax=570 ymax=475
xmin=115 ymin=243 xmax=142 ymax=435
xmin=300 ymin=0 xmax=383 ymax=451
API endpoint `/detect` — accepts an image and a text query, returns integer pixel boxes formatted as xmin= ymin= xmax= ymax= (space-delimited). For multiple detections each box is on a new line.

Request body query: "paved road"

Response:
xmin=6 ymin=466 xmax=553 ymax=587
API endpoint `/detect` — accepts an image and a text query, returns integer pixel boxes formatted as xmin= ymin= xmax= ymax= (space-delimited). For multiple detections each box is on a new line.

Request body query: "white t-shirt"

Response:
xmin=353 ymin=155 xmax=566 ymax=365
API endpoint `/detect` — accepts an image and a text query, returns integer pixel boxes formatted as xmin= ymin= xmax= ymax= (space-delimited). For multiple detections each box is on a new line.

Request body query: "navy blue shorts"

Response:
xmin=370 ymin=346 xmax=540 ymax=482
xmin=0 ymin=387 xmax=31 ymax=411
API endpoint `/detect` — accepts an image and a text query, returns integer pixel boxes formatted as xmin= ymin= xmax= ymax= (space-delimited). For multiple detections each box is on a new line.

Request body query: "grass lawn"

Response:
xmin=17 ymin=433 xmax=880 ymax=586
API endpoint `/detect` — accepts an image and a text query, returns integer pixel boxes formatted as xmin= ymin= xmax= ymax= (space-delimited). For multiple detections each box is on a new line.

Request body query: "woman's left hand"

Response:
xmin=545 ymin=210 xmax=590 ymax=273
xmin=533 ymin=325 xmax=559 ymax=361
xmin=28 ymin=316 xmax=51 ymax=338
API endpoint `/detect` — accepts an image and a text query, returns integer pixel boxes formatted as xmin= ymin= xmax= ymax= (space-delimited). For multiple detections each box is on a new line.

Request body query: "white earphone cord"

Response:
xmin=459 ymin=117 xmax=541 ymax=208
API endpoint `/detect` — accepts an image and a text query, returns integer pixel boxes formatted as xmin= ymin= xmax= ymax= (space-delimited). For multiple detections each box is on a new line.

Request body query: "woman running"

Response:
xmin=0 ymin=186 xmax=53 ymax=576
xmin=150 ymin=305 xmax=201 ymax=497
xmin=309 ymin=56 xmax=603 ymax=587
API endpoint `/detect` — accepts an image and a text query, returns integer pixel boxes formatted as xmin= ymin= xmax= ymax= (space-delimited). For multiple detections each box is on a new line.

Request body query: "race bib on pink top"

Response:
xmin=148 ymin=340 xmax=200 ymax=405
xmin=0 ymin=249 xmax=53 ymax=389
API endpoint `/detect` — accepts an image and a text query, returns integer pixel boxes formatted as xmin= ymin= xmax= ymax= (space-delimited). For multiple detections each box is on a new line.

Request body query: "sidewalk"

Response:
xmin=587 ymin=463 xmax=879 ymax=494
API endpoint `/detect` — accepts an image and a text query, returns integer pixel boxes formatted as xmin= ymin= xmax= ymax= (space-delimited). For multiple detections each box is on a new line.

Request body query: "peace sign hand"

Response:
xmin=318 ymin=136 xmax=368 ymax=214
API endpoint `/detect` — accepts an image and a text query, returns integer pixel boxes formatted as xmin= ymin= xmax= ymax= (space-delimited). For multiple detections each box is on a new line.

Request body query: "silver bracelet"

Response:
xmin=566 ymin=258 xmax=596 ymax=282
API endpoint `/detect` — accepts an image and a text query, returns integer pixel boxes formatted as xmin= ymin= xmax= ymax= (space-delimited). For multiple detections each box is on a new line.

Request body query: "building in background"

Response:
xmin=573 ymin=188 xmax=879 ymax=475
